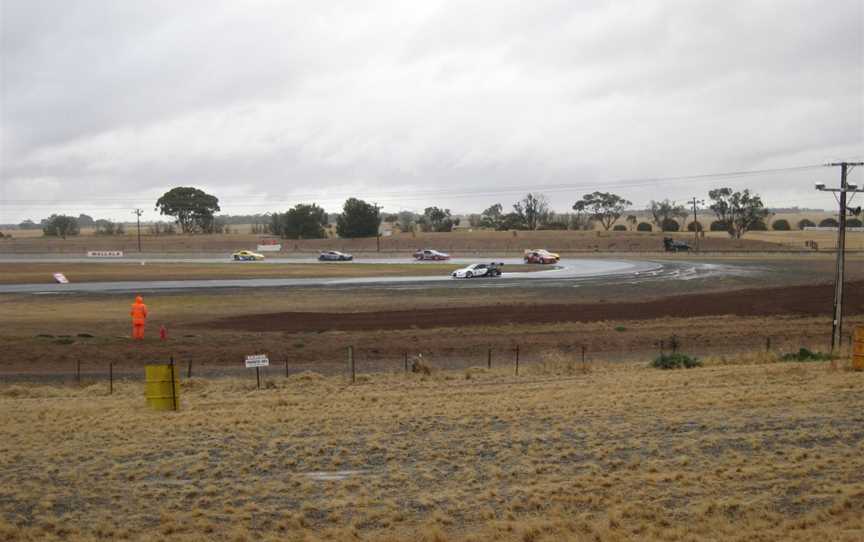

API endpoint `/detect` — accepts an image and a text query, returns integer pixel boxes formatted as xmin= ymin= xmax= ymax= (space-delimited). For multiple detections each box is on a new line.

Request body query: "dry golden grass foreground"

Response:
xmin=1 ymin=355 xmax=863 ymax=541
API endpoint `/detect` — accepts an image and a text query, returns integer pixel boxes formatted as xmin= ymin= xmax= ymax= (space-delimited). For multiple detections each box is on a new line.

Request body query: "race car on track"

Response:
xmin=232 ymin=250 xmax=265 ymax=261
xmin=523 ymin=249 xmax=560 ymax=264
xmin=414 ymin=249 xmax=450 ymax=261
xmin=318 ymin=250 xmax=353 ymax=261
xmin=451 ymin=262 xmax=504 ymax=279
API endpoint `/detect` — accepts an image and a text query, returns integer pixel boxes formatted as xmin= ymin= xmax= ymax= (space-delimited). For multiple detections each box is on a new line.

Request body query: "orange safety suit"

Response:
xmin=130 ymin=296 xmax=148 ymax=340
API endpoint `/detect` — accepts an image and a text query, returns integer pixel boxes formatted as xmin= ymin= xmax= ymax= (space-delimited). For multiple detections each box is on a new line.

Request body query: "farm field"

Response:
xmin=1 ymin=358 xmax=863 ymax=541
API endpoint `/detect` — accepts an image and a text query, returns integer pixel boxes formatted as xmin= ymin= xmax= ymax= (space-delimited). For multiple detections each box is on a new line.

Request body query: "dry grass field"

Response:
xmin=1 ymin=357 xmax=863 ymax=541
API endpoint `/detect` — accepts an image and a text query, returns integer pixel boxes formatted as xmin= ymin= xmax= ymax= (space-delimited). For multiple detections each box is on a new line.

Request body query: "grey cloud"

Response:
xmin=1 ymin=0 xmax=861 ymax=222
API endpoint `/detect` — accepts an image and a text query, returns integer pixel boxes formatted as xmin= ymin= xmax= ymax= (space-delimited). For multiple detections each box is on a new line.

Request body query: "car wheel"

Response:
xmin=466 ymin=271 xmax=473 ymax=278
xmin=233 ymin=255 xmax=240 ymax=261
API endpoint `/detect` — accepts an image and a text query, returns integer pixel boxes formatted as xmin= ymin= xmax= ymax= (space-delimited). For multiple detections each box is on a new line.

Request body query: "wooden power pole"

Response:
xmin=816 ymin=162 xmax=864 ymax=356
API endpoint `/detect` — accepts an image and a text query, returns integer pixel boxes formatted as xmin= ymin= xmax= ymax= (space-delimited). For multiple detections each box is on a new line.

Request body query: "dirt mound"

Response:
xmin=202 ymin=281 xmax=864 ymax=333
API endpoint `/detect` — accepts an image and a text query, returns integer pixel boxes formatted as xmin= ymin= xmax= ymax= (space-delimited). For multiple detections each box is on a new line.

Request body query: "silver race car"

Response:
xmin=451 ymin=262 xmax=503 ymax=279
xmin=318 ymin=250 xmax=354 ymax=261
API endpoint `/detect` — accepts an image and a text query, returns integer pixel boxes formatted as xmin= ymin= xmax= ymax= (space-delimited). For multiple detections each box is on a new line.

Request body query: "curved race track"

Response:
xmin=0 ymin=257 xmax=744 ymax=294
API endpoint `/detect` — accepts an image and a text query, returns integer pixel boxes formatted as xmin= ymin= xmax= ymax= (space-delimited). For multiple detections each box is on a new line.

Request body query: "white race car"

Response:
xmin=451 ymin=262 xmax=503 ymax=279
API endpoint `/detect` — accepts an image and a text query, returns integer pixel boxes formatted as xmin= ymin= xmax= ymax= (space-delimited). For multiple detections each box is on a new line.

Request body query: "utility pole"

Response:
xmin=132 ymin=209 xmax=143 ymax=252
xmin=816 ymin=162 xmax=864 ymax=356
xmin=689 ymin=197 xmax=705 ymax=252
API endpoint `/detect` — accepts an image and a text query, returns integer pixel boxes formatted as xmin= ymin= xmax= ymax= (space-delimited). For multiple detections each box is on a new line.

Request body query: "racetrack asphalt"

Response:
xmin=0 ymin=257 xmax=745 ymax=294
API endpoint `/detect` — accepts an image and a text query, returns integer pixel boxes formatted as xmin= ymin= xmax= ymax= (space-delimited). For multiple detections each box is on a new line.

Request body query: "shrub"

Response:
xmin=661 ymin=218 xmax=680 ymax=232
xmin=636 ymin=222 xmax=653 ymax=232
xmin=750 ymin=219 xmax=768 ymax=231
xmin=686 ymin=221 xmax=703 ymax=232
xmin=819 ymin=218 xmax=839 ymax=228
xmin=780 ymin=348 xmax=833 ymax=362
xmin=651 ymin=353 xmax=701 ymax=369
xmin=772 ymin=219 xmax=791 ymax=231
xmin=797 ymin=218 xmax=815 ymax=229
xmin=847 ymin=218 xmax=862 ymax=228
xmin=710 ymin=220 xmax=728 ymax=232
xmin=612 ymin=224 xmax=627 ymax=231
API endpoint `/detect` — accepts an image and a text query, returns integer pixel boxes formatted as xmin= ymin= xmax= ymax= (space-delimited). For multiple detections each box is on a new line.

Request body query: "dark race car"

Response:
xmin=319 ymin=250 xmax=354 ymax=261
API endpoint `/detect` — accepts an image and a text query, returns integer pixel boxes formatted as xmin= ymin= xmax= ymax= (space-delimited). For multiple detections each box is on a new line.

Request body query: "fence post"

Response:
xmin=186 ymin=358 xmax=192 ymax=379
xmin=403 ymin=351 xmax=408 ymax=372
xmin=515 ymin=345 xmax=520 ymax=376
xmin=765 ymin=336 xmax=771 ymax=352
xmin=487 ymin=347 xmax=492 ymax=369
xmin=109 ymin=362 xmax=114 ymax=395
xmin=348 ymin=346 xmax=355 ymax=383
xmin=170 ymin=356 xmax=178 ymax=411
xmin=285 ymin=359 xmax=289 ymax=378
xmin=76 ymin=359 xmax=81 ymax=386
xmin=581 ymin=345 xmax=586 ymax=366
xmin=256 ymin=366 xmax=261 ymax=390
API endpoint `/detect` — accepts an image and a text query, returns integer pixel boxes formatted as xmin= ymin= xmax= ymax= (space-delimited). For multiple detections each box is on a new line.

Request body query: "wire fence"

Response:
xmin=1 ymin=330 xmax=859 ymax=391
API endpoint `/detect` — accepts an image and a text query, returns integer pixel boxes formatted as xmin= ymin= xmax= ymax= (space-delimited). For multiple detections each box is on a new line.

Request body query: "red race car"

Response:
xmin=523 ymin=249 xmax=560 ymax=264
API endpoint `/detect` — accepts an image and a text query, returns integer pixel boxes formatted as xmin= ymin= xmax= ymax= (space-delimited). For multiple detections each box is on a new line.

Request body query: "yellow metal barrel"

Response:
xmin=853 ymin=326 xmax=864 ymax=371
xmin=145 ymin=364 xmax=180 ymax=410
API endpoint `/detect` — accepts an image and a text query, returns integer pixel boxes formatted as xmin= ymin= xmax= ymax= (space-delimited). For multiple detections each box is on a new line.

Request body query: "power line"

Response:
xmin=0 ymin=164 xmax=827 ymax=206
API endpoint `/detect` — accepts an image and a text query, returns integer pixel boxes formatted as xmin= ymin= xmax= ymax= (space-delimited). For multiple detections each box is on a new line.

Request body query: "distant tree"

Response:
xmin=572 ymin=192 xmax=632 ymax=231
xmin=750 ymin=219 xmax=768 ymax=231
xmin=467 ymin=214 xmax=483 ymax=228
xmin=77 ymin=214 xmax=95 ymax=228
xmin=710 ymin=220 xmax=728 ymax=231
xmin=272 ymin=204 xmax=328 ymax=239
xmin=636 ymin=222 xmax=653 ymax=232
xmin=612 ymin=224 xmax=627 ymax=232
xmin=42 ymin=215 xmax=80 ymax=239
xmin=480 ymin=203 xmax=505 ymax=230
xmin=500 ymin=212 xmax=527 ymax=230
xmin=18 ymin=219 xmax=39 ymax=230
xmin=626 ymin=215 xmax=638 ymax=231
xmin=336 ymin=198 xmax=380 ymax=238
xmin=382 ymin=213 xmax=399 ymax=223
xmin=649 ymin=200 xmax=688 ymax=229
xmin=847 ymin=218 xmax=863 ymax=228
xmin=512 ymin=193 xmax=551 ymax=230
xmin=397 ymin=211 xmax=417 ymax=233
xmin=819 ymin=217 xmax=839 ymax=228
xmin=94 ymin=219 xmax=125 ymax=236
xmin=418 ymin=207 xmax=456 ymax=232
xmin=661 ymin=218 xmax=680 ymax=232
xmin=707 ymin=187 xmax=771 ymax=239
xmin=155 ymin=186 xmax=220 ymax=234
xmin=772 ymin=219 xmax=791 ymax=231
xmin=797 ymin=218 xmax=816 ymax=230
xmin=686 ymin=221 xmax=703 ymax=232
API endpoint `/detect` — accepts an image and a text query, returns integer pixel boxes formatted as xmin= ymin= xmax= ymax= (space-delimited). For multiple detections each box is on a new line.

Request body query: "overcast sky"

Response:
xmin=1 ymin=0 xmax=862 ymax=223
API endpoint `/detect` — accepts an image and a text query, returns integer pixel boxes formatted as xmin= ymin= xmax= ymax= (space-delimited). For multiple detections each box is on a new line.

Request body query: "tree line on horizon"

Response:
xmin=12 ymin=185 xmax=862 ymax=240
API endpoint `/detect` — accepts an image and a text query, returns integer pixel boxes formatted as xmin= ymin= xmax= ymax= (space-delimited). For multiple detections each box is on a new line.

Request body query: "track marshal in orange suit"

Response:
xmin=130 ymin=295 xmax=148 ymax=340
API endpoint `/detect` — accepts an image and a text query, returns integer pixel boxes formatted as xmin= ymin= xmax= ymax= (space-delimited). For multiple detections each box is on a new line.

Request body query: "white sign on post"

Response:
xmin=245 ymin=354 xmax=270 ymax=368
xmin=256 ymin=244 xmax=282 ymax=252
xmin=87 ymin=250 xmax=124 ymax=257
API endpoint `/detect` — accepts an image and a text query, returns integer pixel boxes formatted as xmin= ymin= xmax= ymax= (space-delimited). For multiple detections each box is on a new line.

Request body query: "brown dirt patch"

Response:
xmin=203 ymin=281 xmax=864 ymax=333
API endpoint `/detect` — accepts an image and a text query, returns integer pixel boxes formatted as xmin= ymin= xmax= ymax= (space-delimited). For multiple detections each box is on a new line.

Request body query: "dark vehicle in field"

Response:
xmin=663 ymin=237 xmax=690 ymax=252
xmin=319 ymin=250 xmax=353 ymax=261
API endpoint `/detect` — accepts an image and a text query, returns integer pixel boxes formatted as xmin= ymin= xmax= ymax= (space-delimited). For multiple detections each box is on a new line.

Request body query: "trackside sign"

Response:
xmin=245 ymin=354 xmax=270 ymax=368
xmin=87 ymin=250 xmax=124 ymax=257
xmin=256 ymin=244 xmax=282 ymax=252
